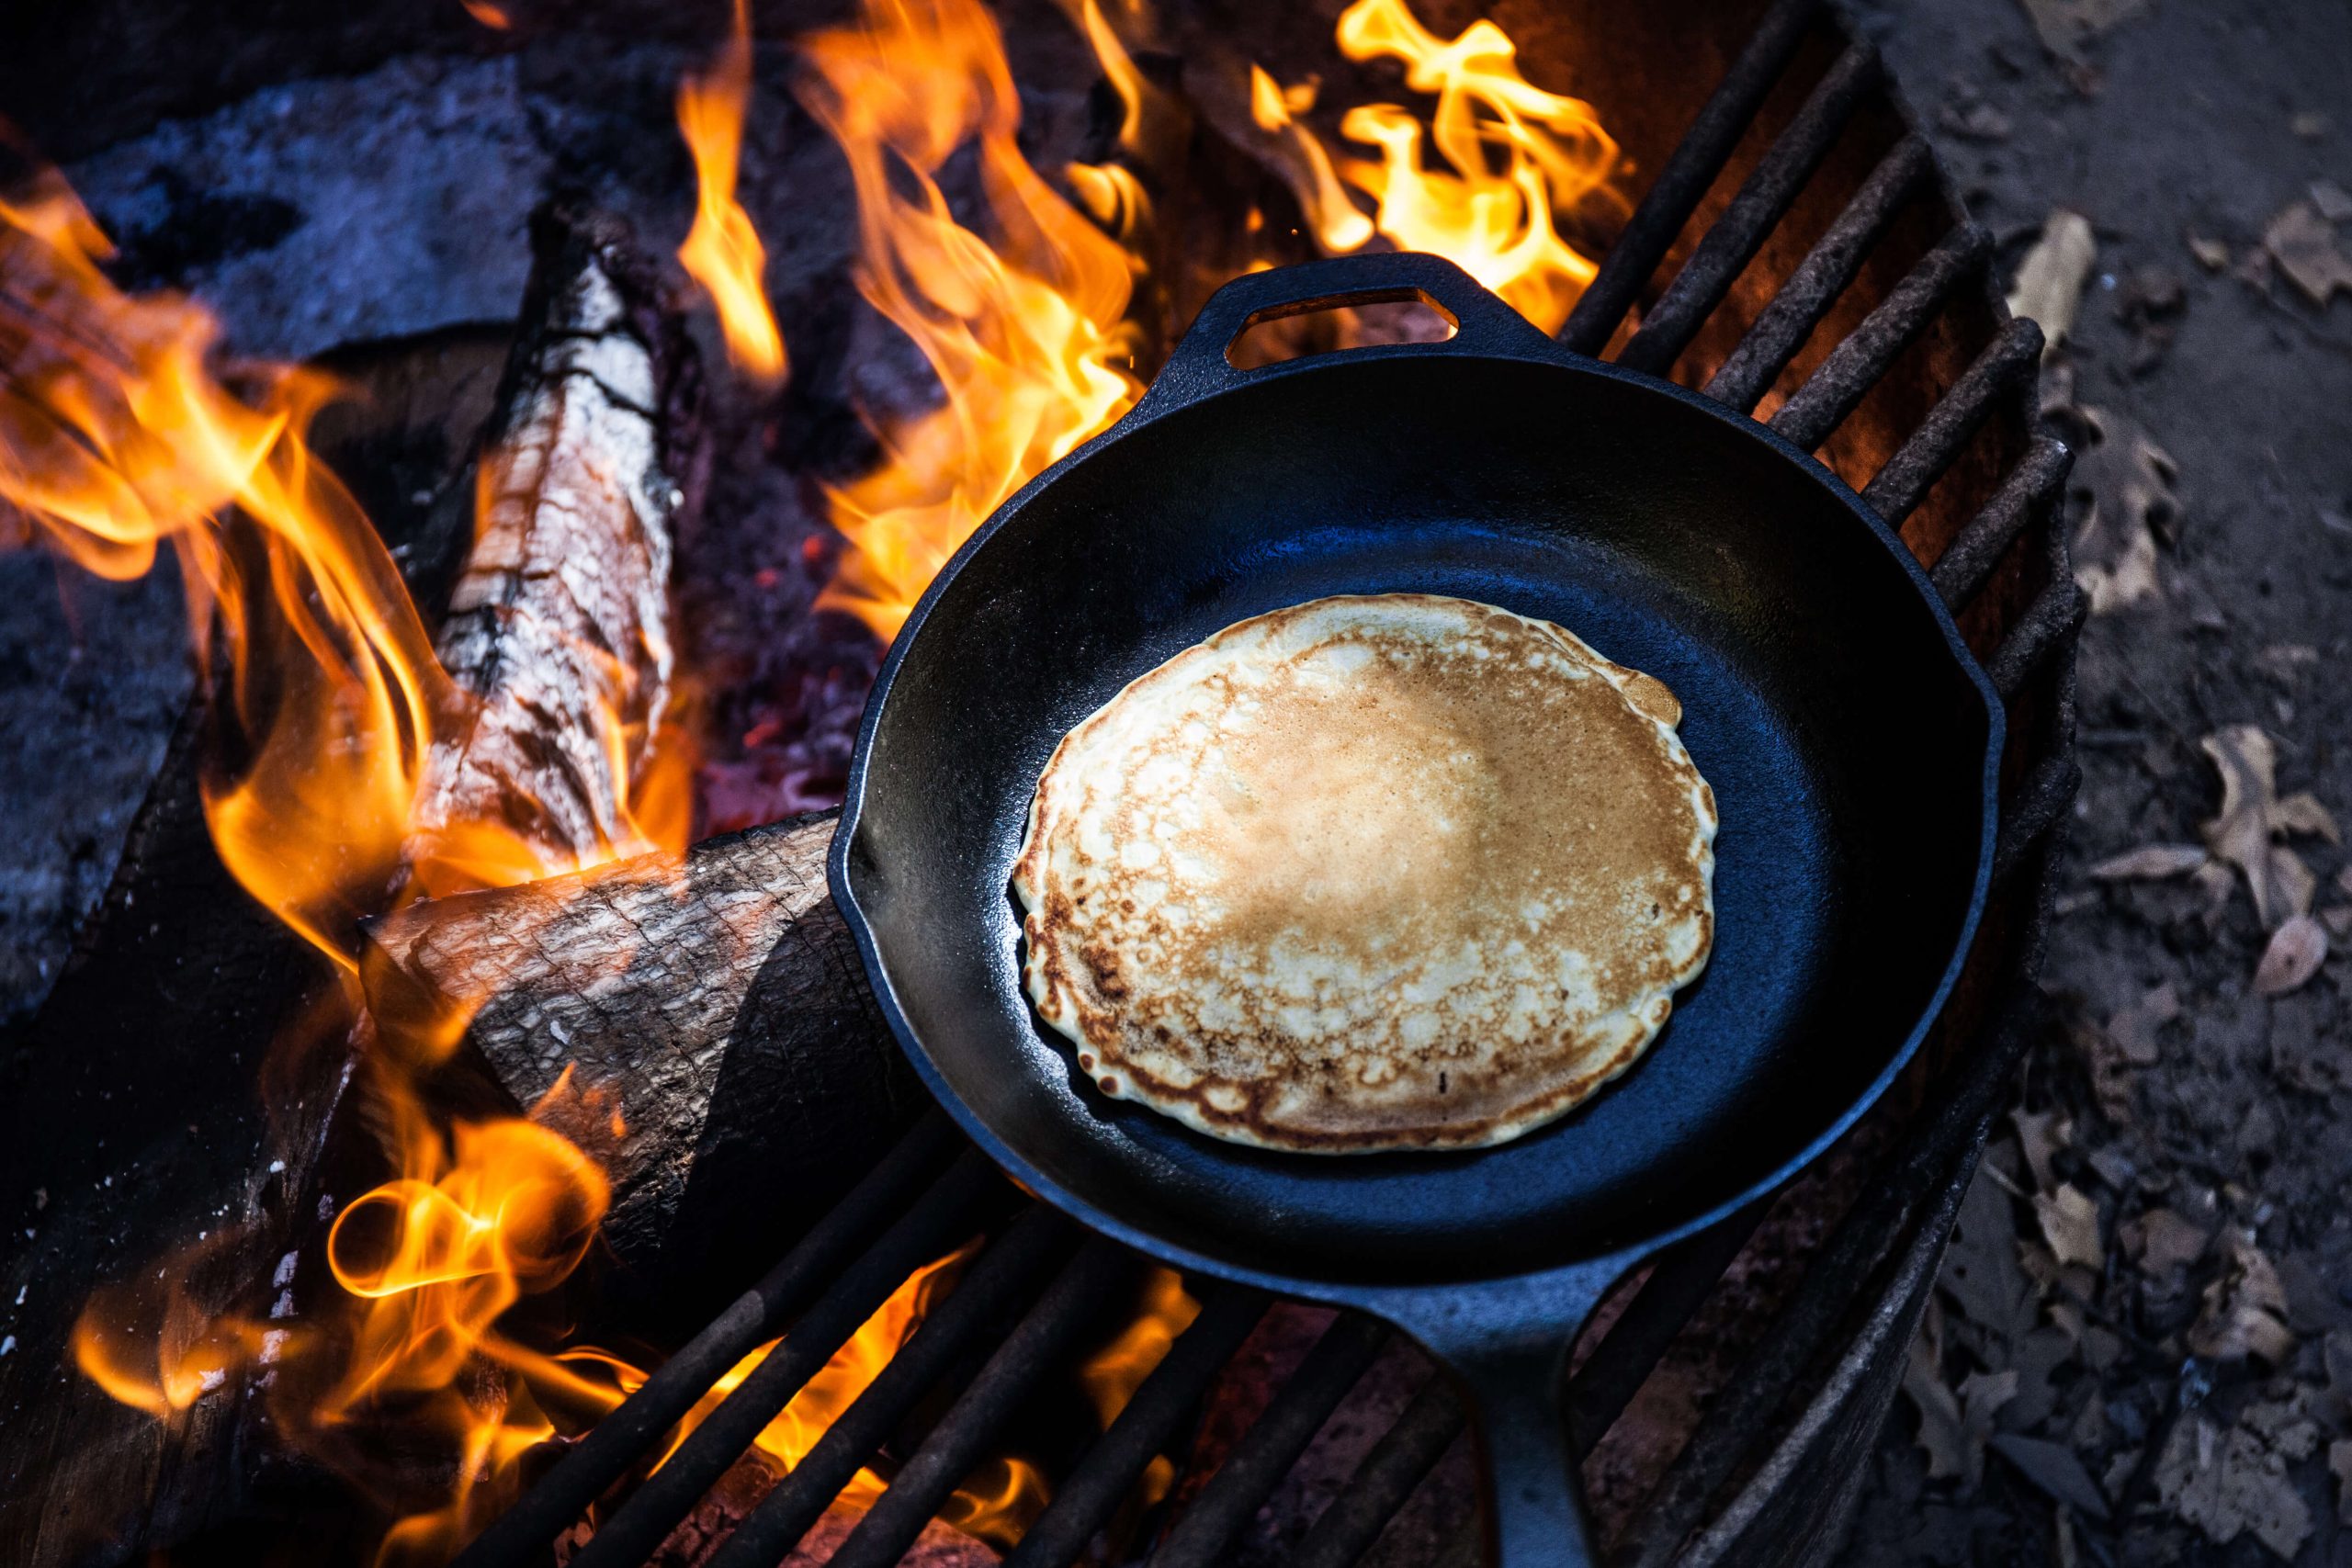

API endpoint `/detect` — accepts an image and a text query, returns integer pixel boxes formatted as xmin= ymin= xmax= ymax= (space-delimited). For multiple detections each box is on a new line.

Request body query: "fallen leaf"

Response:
xmin=2036 ymin=1183 xmax=2105 ymax=1269
xmin=2264 ymin=200 xmax=2352 ymax=307
xmin=2333 ymin=1438 xmax=2352 ymax=1523
xmin=2007 ymin=209 xmax=2098 ymax=354
xmin=2088 ymin=842 xmax=2210 ymax=880
xmin=2156 ymin=1415 xmax=2314 ymax=1560
xmin=2186 ymin=232 xmax=2231 ymax=272
xmin=1903 ymin=1304 xmax=2018 ymax=1487
xmin=2010 ymin=1108 xmax=2072 ymax=1192
xmin=2314 ymin=179 xmax=2352 ymax=224
xmin=2244 ymin=1393 xmax=2324 ymax=1461
xmin=2254 ymin=915 xmax=2329 ymax=996
xmin=2201 ymin=726 xmax=2335 ymax=927
xmin=2190 ymin=1235 xmax=2297 ymax=1365
xmin=2060 ymin=405 xmax=2179 ymax=614
xmin=1989 ymin=1432 xmax=2111 ymax=1518
xmin=2123 ymin=1207 xmax=2211 ymax=1275
xmin=2324 ymin=907 xmax=2352 ymax=939
xmin=1941 ymin=1163 xmax=2040 ymax=1350
xmin=2106 ymin=982 xmax=2181 ymax=1066
xmin=2016 ymin=0 xmax=2148 ymax=59
xmin=2114 ymin=265 xmax=2185 ymax=374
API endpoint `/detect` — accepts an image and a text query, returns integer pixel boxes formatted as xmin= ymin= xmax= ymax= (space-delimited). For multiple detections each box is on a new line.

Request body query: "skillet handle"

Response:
xmin=1453 ymin=1336 xmax=1600 ymax=1568
xmin=1132 ymin=252 xmax=1560 ymax=419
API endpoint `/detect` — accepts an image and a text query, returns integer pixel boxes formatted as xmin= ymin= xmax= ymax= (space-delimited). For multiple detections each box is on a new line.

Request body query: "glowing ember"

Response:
xmin=1331 ymin=0 xmax=1619 ymax=333
xmin=677 ymin=0 xmax=788 ymax=381
xmin=798 ymin=0 xmax=1146 ymax=640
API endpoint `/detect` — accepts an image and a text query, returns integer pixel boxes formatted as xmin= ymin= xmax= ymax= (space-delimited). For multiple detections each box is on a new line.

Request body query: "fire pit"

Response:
xmin=0 ymin=0 xmax=2076 ymax=1563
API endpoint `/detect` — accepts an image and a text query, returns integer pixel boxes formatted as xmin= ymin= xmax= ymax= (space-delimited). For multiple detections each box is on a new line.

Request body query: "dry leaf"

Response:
xmin=2007 ymin=209 xmax=2098 ymax=354
xmin=2106 ymin=982 xmax=2180 ymax=1066
xmin=2157 ymin=1416 xmax=2314 ymax=1561
xmin=2089 ymin=843 xmax=2210 ymax=880
xmin=2314 ymin=179 xmax=2352 ymax=224
xmin=2264 ymin=200 xmax=2352 ymax=307
xmin=1988 ymin=1432 xmax=2111 ymax=1518
xmin=2201 ymin=726 xmax=2335 ymax=927
xmin=2187 ymin=232 xmax=2231 ymax=272
xmin=2326 ymin=907 xmax=2352 ymax=940
xmin=2191 ymin=1235 xmax=2298 ymax=1365
xmin=2016 ymin=0 xmax=2148 ymax=58
xmin=2123 ymin=1206 xmax=2211 ymax=1275
xmin=2010 ymin=1108 xmax=2071 ymax=1192
xmin=2061 ymin=405 xmax=2179 ymax=615
xmin=2035 ymin=1183 xmax=2105 ymax=1269
xmin=2332 ymin=1438 xmax=2352 ymax=1523
xmin=1902 ymin=1304 xmax=2018 ymax=1487
xmin=2254 ymin=915 xmax=2329 ymax=996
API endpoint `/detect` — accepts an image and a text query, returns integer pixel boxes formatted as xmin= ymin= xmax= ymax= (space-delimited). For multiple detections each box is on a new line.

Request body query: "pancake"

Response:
xmin=1012 ymin=593 xmax=1717 ymax=1154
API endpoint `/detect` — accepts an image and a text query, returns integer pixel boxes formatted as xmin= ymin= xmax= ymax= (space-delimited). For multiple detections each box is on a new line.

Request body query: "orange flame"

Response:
xmin=1246 ymin=64 xmax=1375 ymax=254
xmin=1076 ymin=1267 xmax=1199 ymax=1510
xmin=1330 ymin=0 xmax=1617 ymax=333
xmin=799 ymin=0 xmax=1146 ymax=640
xmin=677 ymin=0 xmax=788 ymax=381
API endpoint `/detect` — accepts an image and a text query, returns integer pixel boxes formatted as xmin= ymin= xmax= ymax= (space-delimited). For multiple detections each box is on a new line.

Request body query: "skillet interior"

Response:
xmin=837 ymin=347 xmax=1996 ymax=1289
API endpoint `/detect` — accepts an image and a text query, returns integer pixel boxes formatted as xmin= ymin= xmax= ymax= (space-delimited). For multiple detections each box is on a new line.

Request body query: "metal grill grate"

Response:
xmin=456 ymin=0 xmax=2081 ymax=1560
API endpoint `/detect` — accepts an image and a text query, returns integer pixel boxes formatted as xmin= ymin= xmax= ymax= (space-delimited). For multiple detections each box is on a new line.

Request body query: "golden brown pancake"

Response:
xmin=1012 ymin=593 xmax=1716 ymax=1153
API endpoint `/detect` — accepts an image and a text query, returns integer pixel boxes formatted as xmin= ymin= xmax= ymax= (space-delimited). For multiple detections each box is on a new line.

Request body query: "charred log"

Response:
xmin=360 ymin=810 xmax=918 ymax=1335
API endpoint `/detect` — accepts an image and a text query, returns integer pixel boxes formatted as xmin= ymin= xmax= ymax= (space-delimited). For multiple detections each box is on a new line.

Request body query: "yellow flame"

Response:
xmin=799 ymin=0 xmax=1145 ymax=640
xmin=1330 ymin=0 xmax=1616 ymax=333
xmin=1246 ymin=64 xmax=1375 ymax=254
xmin=677 ymin=0 xmax=788 ymax=381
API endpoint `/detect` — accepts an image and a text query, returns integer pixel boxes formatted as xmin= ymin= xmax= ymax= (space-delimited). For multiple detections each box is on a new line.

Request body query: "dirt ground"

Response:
xmin=1834 ymin=0 xmax=2352 ymax=1563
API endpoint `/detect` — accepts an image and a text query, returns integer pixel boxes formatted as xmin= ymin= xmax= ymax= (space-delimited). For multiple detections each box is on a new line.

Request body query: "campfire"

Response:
xmin=0 ymin=0 xmax=2077 ymax=1565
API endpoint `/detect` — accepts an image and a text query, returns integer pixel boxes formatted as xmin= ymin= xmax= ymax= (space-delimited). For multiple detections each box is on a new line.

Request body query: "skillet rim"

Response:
xmin=827 ymin=330 xmax=2006 ymax=1310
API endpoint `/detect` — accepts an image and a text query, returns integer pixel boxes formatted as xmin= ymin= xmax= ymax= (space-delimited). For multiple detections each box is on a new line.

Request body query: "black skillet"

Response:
xmin=829 ymin=251 xmax=2001 ymax=1566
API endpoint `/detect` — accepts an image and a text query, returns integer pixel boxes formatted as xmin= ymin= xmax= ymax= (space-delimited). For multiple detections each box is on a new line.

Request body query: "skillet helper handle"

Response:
xmin=1133 ymin=252 xmax=1559 ymax=419
xmin=1454 ymin=1338 xmax=1600 ymax=1568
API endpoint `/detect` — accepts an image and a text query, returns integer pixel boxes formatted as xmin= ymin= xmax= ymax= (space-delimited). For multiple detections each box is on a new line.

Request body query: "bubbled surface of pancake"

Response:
xmin=1012 ymin=593 xmax=1717 ymax=1154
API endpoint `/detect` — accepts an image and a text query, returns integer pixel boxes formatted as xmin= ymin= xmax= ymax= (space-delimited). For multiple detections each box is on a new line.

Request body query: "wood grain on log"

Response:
xmin=360 ymin=810 xmax=917 ymax=1332
xmin=410 ymin=205 xmax=699 ymax=889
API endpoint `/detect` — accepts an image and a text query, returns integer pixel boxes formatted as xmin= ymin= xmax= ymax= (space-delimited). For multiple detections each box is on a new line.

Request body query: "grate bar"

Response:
xmin=703 ymin=1205 xmax=1080 ymax=1568
xmin=1703 ymin=135 xmax=1932 ymax=413
xmin=1932 ymin=434 xmax=2073 ymax=610
xmin=450 ymin=1112 xmax=963 ymax=1568
xmin=1769 ymin=222 xmax=1991 ymax=451
xmin=1147 ymin=1314 xmax=1392 ymax=1568
xmin=1290 ymin=1373 xmax=1469 ymax=1568
xmin=568 ymin=1146 xmax=1004 ymax=1568
xmin=1988 ymin=576 xmax=2086 ymax=700
xmin=1618 ymin=982 xmax=2053 ymax=1568
xmin=825 ymin=1238 xmax=1138 ymax=1568
xmin=1564 ymin=1205 xmax=1768 ymax=1453
xmin=1614 ymin=42 xmax=1881 ymax=378
xmin=1559 ymin=0 xmax=1826 ymax=355
xmin=1002 ymin=1285 xmax=1272 ymax=1568
xmin=1860 ymin=316 xmax=2044 ymax=525
xmin=1994 ymin=755 xmax=2084 ymax=884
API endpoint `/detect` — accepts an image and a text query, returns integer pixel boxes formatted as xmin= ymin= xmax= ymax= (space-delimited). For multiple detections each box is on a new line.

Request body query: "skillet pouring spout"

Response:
xmin=829 ymin=251 xmax=2004 ymax=1567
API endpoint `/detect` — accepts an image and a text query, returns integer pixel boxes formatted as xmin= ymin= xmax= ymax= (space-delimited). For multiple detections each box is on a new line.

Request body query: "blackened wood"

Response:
xmin=358 ymin=810 xmax=920 ymax=1329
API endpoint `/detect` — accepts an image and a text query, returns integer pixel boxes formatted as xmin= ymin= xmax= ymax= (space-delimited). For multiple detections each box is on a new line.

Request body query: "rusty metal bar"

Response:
xmin=703 ymin=1205 xmax=1080 ymax=1568
xmin=1994 ymin=755 xmax=2083 ymax=884
xmin=1002 ymin=1285 xmax=1271 ymax=1568
xmin=1289 ymin=1374 xmax=1469 ymax=1568
xmin=1704 ymin=135 xmax=1933 ymax=412
xmin=1860 ymin=316 xmax=2044 ymax=524
xmin=1770 ymin=223 xmax=1991 ymax=451
xmin=1147 ymin=1314 xmax=1391 ymax=1568
xmin=1560 ymin=0 xmax=1827 ymax=354
xmin=567 ymin=1146 xmax=1003 ymax=1568
xmin=1988 ymin=576 xmax=2087 ymax=699
xmin=451 ymin=1111 xmax=963 ymax=1568
xmin=825 ymin=1239 xmax=1137 ymax=1568
xmin=1932 ymin=435 xmax=2073 ymax=610
xmin=1565 ymin=1205 xmax=1768 ymax=1453
xmin=1615 ymin=43 xmax=1882 ymax=377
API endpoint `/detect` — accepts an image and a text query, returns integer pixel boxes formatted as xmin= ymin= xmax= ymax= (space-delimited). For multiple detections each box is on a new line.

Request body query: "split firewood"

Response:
xmin=359 ymin=811 xmax=918 ymax=1326
xmin=408 ymin=202 xmax=706 ymax=890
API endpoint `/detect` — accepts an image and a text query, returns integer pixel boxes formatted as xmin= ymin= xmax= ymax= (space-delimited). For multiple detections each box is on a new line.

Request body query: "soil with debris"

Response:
xmin=1837 ymin=0 xmax=2352 ymax=1562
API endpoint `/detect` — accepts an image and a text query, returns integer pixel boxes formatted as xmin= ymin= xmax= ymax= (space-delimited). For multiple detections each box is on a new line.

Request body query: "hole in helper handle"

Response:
xmin=1131 ymin=252 xmax=1561 ymax=419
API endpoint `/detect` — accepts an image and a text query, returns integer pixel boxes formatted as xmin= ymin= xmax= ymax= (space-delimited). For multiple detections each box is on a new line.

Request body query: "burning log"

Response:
xmin=360 ymin=810 xmax=920 ymax=1330
xmin=408 ymin=203 xmax=705 ymax=892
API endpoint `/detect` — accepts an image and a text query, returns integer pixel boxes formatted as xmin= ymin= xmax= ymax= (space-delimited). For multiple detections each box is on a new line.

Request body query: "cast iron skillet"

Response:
xmin=830 ymin=252 xmax=2001 ymax=1567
